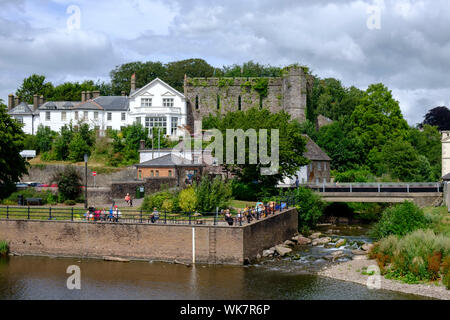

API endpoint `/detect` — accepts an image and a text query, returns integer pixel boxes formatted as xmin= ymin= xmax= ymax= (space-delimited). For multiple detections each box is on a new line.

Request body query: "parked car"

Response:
xmin=15 ymin=183 xmax=28 ymax=189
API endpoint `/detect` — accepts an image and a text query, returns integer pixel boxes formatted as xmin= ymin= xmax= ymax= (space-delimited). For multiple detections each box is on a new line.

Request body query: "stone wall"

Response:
xmin=110 ymin=178 xmax=178 ymax=198
xmin=184 ymin=67 xmax=307 ymax=127
xmin=0 ymin=208 xmax=298 ymax=265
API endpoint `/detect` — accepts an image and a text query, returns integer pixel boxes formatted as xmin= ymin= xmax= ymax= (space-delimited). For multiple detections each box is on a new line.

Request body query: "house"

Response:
xmin=279 ymin=135 xmax=331 ymax=187
xmin=6 ymin=76 xmax=187 ymax=137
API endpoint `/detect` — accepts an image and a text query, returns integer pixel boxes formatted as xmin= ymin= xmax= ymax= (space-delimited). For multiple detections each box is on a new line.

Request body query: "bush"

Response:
xmin=141 ymin=191 xmax=179 ymax=212
xmin=179 ymin=187 xmax=197 ymax=213
xmin=64 ymin=200 xmax=76 ymax=206
xmin=1 ymin=189 xmax=54 ymax=205
xmin=0 ymin=241 xmax=9 ymax=257
xmin=371 ymin=201 xmax=429 ymax=239
xmin=231 ymin=180 xmax=261 ymax=201
xmin=51 ymin=166 xmax=83 ymax=201
xmin=293 ymin=187 xmax=325 ymax=230
xmin=195 ymin=176 xmax=232 ymax=212
xmin=333 ymin=168 xmax=375 ymax=183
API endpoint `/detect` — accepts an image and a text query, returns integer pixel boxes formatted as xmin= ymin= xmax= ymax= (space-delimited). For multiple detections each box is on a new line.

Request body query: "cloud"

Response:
xmin=0 ymin=0 xmax=448 ymax=125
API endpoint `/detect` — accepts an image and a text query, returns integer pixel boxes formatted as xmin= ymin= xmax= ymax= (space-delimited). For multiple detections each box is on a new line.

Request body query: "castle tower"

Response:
xmin=442 ymin=131 xmax=450 ymax=178
xmin=282 ymin=66 xmax=307 ymax=122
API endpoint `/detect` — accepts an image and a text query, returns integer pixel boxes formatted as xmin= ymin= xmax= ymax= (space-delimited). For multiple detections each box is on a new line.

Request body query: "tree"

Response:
xmin=421 ymin=106 xmax=450 ymax=131
xmin=221 ymin=61 xmax=282 ymax=77
xmin=68 ymin=132 xmax=91 ymax=162
xmin=179 ymin=187 xmax=198 ymax=212
xmin=350 ymin=83 xmax=409 ymax=155
xmin=16 ymin=74 xmax=54 ymax=104
xmin=166 ymin=58 xmax=216 ymax=92
xmin=0 ymin=102 xmax=28 ymax=198
xmin=53 ymin=124 xmax=74 ymax=160
xmin=35 ymin=125 xmax=56 ymax=153
xmin=51 ymin=166 xmax=82 ymax=201
xmin=194 ymin=176 xmax=232 ymax=212
xmin=202 ymin=108 xmax=309 ymax=198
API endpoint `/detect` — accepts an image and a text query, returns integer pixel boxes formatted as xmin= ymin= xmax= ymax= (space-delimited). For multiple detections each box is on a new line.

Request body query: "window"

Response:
xmin=195 ymin=96 xmax=199 ymax=110
xmin=323 ymin=162 xmax=327 ymax=171
xmin=317 ymin=162 xmax=321 ymax=171
xmin=94 ymin=126 xmax=100 ymax=131
xmin=163 ymin=98 xmax=174 ymax=108
xmin=238 ymin=96 xmax=241 ymax=110
xmin=75 ymin=111 xmax=78 ymax=120
xmin=120 ymin=126 xmax=126 ymax=131
xmin=121 ymin=113 xmax=126 ymax=121
xmin=83 ymin=111 xmax=88 ymax=120
xmin=139 ymin=170 xmax=142 ymax=180
xmin=136 ymin=117 xmax=141 ymax=125
xmin=323 ymin=178 xmax=327 ymax=184
xmin=171 ymin=117 xmax=178 ymax=135
xmin=309 ymin=163 xmax=313 ymax=171
xmin=61 ymin=112 xmax=66 ymax=121
xmin=150 ymin=170 xmax=154 ymax=177
xmin=46 ymin=112 xmax=51 ymax=121
xmin=94 ymin=112 xmax=98 ymax=120
xmin=156 ymin=170 xmax=159 ymax=177
xmin=107 ymin=126 xmax=112 ymax=131
xmin=168 ymin=170 xmax=172 ymax=177
xmin=15 ymin=116 xmax=23 ymax=124
xmin=141 ymin=98 xmax=152 ymax=107
xmin=145 ymin=117 xmax=167 ymax=134
xmin=107 ymin=112 xmax=112 ymax=121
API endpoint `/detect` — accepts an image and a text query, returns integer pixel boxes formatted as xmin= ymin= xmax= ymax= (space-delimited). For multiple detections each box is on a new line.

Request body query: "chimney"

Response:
xmin=131 ymin=73 xmax=136 ymax=92
xmin=39 ymin=95 xmax=45 ymax=106
xmin=14 ymin=96 xmax=20 ymax=106
xmin=140 ymin=140 xmax=145 ymax=150
xmin=92 ymin=90 xmax=100 ymax=99
xmin=86 ymin=91 xmax=92 ymax=100
xmin=8 ymin=94 xmax=14 ymax=111
xmin=33 ymin=94 xmax=39 ymax=111
xmin=81 ymin=91 xmax=86 ymax=102
xmin=121 ymin=91 xmax=126 ymax=96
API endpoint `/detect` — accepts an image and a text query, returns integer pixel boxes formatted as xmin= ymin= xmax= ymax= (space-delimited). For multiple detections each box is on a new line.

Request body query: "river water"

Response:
xmin=0 ymin=225 xmax=425 ymax=300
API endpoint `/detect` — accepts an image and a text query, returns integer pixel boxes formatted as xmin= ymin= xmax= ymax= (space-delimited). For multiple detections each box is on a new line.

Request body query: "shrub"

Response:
xmin=293 ymin=187 xmax=325 ymax=229
xmin=442 ymin=257 xmax=450 ymax=289
xmin=141 ymin=191 xmax=178 ymax=212
xmin=195 ymin=176 xmax=232 ymax=212
xmin=334 ymin=168 xmax=375 ymax=183
xmin=1 ymin=189 xmax=54 ymax=205
xmin=64 ymin=200 xmax=76 ymax=206
xmin=51 ymin=166 xmax=83 ymax=201
xmin=179 ymin=187 xmax=197 ymax=213
xmin=371 ymin=201 xmax=429 ymax=239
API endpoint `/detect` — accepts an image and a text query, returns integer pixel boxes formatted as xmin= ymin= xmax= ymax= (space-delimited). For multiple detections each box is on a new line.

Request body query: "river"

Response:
xmin=0 ymin=225 xmax=426 ymax=300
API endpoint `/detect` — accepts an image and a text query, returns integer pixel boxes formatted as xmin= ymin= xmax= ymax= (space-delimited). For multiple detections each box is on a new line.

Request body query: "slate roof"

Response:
xmin=72 ymin=96 xmax=129 ymax=111
xmin=8 ymin=102 xmax=34 ymax=115
xmin=38 ymin=101 xmax=78 ymax=110
xmin=135 ymin=154 xmax=204 ymax=168
xmin=302 ymin=135 xmax=332 ymax=161
xmin=442 ymin=173 xmax=450 ymax=181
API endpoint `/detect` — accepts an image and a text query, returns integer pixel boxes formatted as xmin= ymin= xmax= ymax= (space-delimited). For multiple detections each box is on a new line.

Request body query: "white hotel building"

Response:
xmin=6 ymin=77 xmax=188 ymax=137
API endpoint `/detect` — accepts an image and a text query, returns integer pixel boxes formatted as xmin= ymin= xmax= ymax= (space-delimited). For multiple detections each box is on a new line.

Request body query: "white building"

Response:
xmin=6 ymin=77 xmax=187 ymax=138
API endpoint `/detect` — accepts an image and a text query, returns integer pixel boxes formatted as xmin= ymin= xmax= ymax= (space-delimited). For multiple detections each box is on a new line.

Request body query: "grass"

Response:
xmin=230 ymin=199 xmax=257 ymax=209
xmin=0 ymin=241 xmax=9 ymax=257
xmin=423 ymin=206 xmax=450 ymax=236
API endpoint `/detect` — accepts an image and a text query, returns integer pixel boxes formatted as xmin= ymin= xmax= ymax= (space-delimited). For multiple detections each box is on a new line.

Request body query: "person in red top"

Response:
xmin=125 ymin=193 xmax=132 ymax=207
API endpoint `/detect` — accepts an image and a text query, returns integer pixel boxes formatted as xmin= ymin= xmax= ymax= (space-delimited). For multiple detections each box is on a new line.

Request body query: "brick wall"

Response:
xmin=0 ymin=208 xmax=298 ymax=265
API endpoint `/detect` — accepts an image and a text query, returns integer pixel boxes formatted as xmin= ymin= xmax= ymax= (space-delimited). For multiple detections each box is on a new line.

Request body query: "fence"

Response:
xmin=0 ymin=196 xmax=297 ymax=227
xmin=303 ymin=182 xmax=443 ymax=193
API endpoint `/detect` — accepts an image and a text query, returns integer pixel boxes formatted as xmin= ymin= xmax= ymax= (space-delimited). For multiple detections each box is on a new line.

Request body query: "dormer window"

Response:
xmin=141 ymin=98 xmax=152 ymax=107
xmin=163 ymin=98 xmax=174 ymax=108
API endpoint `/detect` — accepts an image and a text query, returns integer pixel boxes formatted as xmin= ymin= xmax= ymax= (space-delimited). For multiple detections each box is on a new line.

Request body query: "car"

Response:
xmin=15 ymin=183 xmax=28 ymax=189
xmin=25 ymin=182 xmax=41 ymax=187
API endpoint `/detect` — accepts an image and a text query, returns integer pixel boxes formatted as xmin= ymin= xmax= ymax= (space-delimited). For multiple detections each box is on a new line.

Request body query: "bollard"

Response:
xmin=28 ymin=206 xmax=30 ymax=220
xmin=165 ymin=210 xmax=167 ymax=224
xmin=49 ymin=207 xmax=51 ymax=220
xmin=71 ymin=207 xmax=74 ymax=221
xmin=140 ymin=209 xmax=143 ymax=223
xmin=6 ymin=206 xmax=9 ymax=219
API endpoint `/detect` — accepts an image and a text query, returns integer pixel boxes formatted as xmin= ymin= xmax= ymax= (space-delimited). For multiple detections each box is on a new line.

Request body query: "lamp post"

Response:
xmin=84 ymin=153 xmax=88 ymax=209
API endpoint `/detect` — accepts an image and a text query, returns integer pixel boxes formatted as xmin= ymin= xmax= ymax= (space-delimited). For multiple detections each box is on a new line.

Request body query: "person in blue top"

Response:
xmin=108 ymin=207 xmax=114 ymax=222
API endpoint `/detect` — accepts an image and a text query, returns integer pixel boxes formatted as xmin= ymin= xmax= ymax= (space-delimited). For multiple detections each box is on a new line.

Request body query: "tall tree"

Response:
xmin=421 ymin=106 xmax=450 ymax=131
xmin=221 ymin=61 xmax=282 ymax=77
xmin=16 ymin=74 xmax=54 ymax=104
xmin=0 ymin=102 xmax=28 ymax=198
xmin=166 ymin=58 xmax=216 ymax=92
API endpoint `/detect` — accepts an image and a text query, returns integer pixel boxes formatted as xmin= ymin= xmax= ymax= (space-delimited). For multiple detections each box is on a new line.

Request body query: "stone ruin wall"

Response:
xmin=184 ymin=67 xmax=308 ymax=128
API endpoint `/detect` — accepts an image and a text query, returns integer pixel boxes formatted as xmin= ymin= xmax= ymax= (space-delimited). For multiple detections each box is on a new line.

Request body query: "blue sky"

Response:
xmin=1 ymin=0 xmax=450 ymax=125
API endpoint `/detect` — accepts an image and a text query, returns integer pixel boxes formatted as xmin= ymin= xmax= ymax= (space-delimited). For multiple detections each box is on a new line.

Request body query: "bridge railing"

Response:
xmin=301 ymin=182 xmax=443 ymax=193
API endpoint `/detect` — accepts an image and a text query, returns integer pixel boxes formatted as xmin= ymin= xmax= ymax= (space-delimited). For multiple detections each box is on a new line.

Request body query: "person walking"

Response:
xmin=151 ymin=207 xmax=160 ymax=224
xmin=125 ymin=193 xmax=132 ymax=207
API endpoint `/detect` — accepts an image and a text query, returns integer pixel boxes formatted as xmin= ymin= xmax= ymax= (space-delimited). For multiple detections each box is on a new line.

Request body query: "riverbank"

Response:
xmin=319 ymin=258 xmax=450 ymax=300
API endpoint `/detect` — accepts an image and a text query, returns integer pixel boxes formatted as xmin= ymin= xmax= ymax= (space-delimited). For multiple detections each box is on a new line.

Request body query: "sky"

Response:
xmin=0 ymin=0 xmax=449 ymax=125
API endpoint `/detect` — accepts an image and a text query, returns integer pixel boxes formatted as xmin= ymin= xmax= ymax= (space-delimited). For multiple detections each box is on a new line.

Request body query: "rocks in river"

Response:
xmin=284 ymin=240 xmax=296 ymax=247
xmin=263 ymin=249 xmax=275 ymax=257
xmin=338 ymin=217 xmax=349 ymax=224
xmin=335 ymin=238 xmax=347 ymax=248
xmin=309 ymin=232 xmax=322 ymax=240
xmin=312 ymin=237 xmax=332 ymax=246
xmin=361 ymin=243 xmax=374 ymax=252
xmin=293 ymin=236 xmax=312 ymax=245
xmin=256 ymin=254 xmax=262 ymax=260
xmin=324 ymin=251 xmax=345 ymax=261
xmin=275 ymin=245 xmax=293 ymax=257
xmin=352 ymin=255 xmax=368 ymax=261
xmin=352 ymin=249 xmax=367 ymax=256
xmin=103 ymin=256 xmax=130 ymax=263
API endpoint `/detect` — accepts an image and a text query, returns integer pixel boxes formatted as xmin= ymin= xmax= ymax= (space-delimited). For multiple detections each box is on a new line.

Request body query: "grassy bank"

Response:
xmin=0 ymin=241 xmax=9 ymax=257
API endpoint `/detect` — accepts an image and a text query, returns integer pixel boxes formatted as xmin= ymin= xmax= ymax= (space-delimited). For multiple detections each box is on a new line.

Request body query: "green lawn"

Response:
xmin=423 ymin=206 xmax=450 ymax=236
xmin=230 ymin=199 xmax=257 ymax=209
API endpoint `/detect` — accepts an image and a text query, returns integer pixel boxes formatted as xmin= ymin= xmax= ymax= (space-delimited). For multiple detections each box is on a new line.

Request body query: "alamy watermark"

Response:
xmin=67 ymin=5 xmax=81 ymax=32
xmin=171 ymin=121 xmax=280 ymax=175
xmin=366 ymin=264 xmax=382 ymax=290
xmin=366 ymin=0 xmax=384 ymax=30
xmin=66 ymin=265 xmax=81 ymax=290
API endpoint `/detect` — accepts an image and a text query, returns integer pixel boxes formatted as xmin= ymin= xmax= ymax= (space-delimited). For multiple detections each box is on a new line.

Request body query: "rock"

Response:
xmin=293 ymin=236 xmax=312 ymax=245
xmin=275 ymin=245 xmax=293 ymax=257
xmin=325 ymin=251 xmax=345 ymax=261
xmin=256 ymin=254 xmax=262 ymax=260
xmin=284 ymin=240 xmax=296 ymax=247
xmin=352 ymin=249 xmax=367 ymax=256
xmin=103 ymin=256 xmax=130 ymax=263
xmin=263 ymin=249 xmax=274 ymax=257
xmin=335 ymin=239 xmax=347 ymax=248
xmin=312 ymin=237 xmax=332 ymax=246
xmin=362 ymin=243 xmax=374 ymax=252
xmin=352 ymin=255 xmax=368 ymax=261
xmin=309 ymin=232 xmax=322 ymax=240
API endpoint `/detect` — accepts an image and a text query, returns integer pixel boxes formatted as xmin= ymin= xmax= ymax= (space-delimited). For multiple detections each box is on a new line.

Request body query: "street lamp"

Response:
xmin=84 ymin=153 xmax=88 ymax=209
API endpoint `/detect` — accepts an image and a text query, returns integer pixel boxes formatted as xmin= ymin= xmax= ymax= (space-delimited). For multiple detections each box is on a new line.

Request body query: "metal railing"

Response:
xmin=0 ymin=197 xmax=295 ymax=227
xmin=302 ymin=182 xmax=443 ymax=194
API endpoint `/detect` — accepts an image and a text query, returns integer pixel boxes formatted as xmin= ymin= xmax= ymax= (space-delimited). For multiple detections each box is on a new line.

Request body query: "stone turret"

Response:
xmin=282 ymin=66 xmax=307 ymax=123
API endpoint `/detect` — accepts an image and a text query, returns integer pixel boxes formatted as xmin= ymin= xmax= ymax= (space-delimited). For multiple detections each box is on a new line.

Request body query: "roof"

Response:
xmin=72 ymin=100 xmax=104 ymax=110
xmin=442 ymin=173 xmax=450 ymax=180
xmin=129 ymin=78 xmax=185 ymax=99
xmin=135 ymin=154 xmax=204 ymax=168
xmin=302 ymin=135 xmax=332 ymax=161
xmin=8 ymin=102 xmax=34 ymax=115
xmin=38 ymin=101 xmax=78 ymax=111
xmin=72 ymin=96 xmax=129 ymax=111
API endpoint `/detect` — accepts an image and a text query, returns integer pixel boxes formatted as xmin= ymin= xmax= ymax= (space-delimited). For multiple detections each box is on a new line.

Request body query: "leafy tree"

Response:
xmin=23 ymin=134 xmax=39 ymax=151
xmin=421 ymin=106 xmax=450 ymax=131
xmin=16 ymin=74 xmax=54 ymax=104
xmin=53 ymin=124 xmax=74 ymax=160
xmin=292 ymin=187 xmax=325 ymax=230
xmin=68 ymin=132 xmax=91 ymax=162
xmin=350 ymin=83 xmax=409 ymax=155
xmin=179 ymin=187 xmax=198 ymax=213
xmin=51 ymin=166 xmax=82 ymax=201
xmin=221 ymin=61 xmax=282 ymax=77
xmin=166 ymin=58 xmax=216 ymax=92
xmin=194 ymin=176 xmax=232 ymax=212
xmin=35 ymin=125 xmax=56 ymax=153
xmin=203 ymin=108 xmax=309 ymax=198
xmin=0 ymin=102 xmax=28 ymax=198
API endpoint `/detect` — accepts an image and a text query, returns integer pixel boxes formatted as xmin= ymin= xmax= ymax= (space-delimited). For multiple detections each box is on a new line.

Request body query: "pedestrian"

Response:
xmin=125 ymin=193 xmax=131 ymax=206
xmin=237 ymin=209 xmax=242 ymax=225
xmin=151 ymin=207 xmax=159 ymax=223
xmin=108 ymin=207 xmax=114 ymax=222
xmin=295 ymin=177 xmax=300 ymax=188
xmin=114 ymin=205 xmax=121 ymax=222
